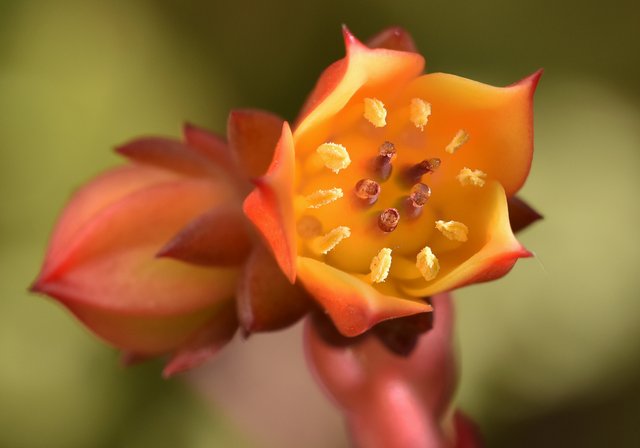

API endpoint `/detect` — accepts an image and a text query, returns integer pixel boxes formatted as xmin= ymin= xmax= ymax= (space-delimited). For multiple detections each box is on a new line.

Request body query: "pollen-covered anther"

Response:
xmin=416 ymin=246 xmax=440 ymax=281
xmin=410 ymin=98 xmax=432 ymax=130
xmin=378 ymin=208 xmax=400 ymax=233
xmin=314 ymin=226 xmax=351 ymax=254
xmin=435 ymin=220 xmax=469 ymax=242
xmin=304 ymin=188 xmax=344 ymax=208
xmin=457 ymin=167 xmax=487 ymax=187
xmin=369 ymin=248 xmax=392 ymax=283
xmin=316 ymin=142 xmax=351 ymax=173
xmin=363 ymin=98 xmax=387 ymax=128
xmin=445 ymin=129 xmax=469 ymax=154
xmin=354 ymin=178 xmax=381 ymax=205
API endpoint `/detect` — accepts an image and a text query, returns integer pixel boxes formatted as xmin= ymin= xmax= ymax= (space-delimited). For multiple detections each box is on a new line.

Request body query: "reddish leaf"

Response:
xmin=366 ymin=27 xmax=419 ymax=52
xmin=507 ymin=196 xmax=543 ymax=233
xmin=116 ymin=137 xmax=217 ymax=177
xmin=158 ymin=205 xmax=253 ymax=266
xmin=227 ymin=109 xmax=284 ymax=179
xmin=236 ymin=244 xmax=311 ymax=334
xmin=163 ymin=300 xmax=238 ymax=377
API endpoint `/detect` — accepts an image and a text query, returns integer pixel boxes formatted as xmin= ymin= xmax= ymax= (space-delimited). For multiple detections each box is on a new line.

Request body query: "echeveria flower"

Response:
xmin=245 ymin=26 xmax=541 ymax=337
xmin=32 ymin=117 xmax=312 ymax=377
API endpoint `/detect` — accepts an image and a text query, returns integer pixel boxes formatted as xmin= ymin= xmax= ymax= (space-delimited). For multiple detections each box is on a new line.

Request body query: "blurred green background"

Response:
xmin=2 ymin=0 xmax=639 ymax=446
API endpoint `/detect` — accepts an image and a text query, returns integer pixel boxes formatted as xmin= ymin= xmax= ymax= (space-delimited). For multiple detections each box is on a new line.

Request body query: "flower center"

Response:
xmin=294 ymin=95 xmax=485 ymax=286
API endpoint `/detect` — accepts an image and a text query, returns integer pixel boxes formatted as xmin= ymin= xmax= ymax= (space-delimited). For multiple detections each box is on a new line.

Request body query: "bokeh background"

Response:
xmin=2 ymin=0 xmax=639 ymax=446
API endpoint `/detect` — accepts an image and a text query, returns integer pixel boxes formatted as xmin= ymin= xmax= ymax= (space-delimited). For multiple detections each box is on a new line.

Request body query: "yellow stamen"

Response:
xmin=363 ymin=98 xmax=387 ymax=127
xmin=445 ymin=129 xmax=469 ymax=154
xmin=435 ymin=220 xmax=469 ymax=242
xmin=457 ymin=167 xmax=487 ymax=187
xmin=369 ymin=248 xmax=392 ymax=283
xmin=316 ymin=142 xmax=351 ymax=173
xmin=416 ymin=246 xmax=440 ymax=281
xmin=314 ymin=226 xmax=351 ymax=254
xmin=304 ymin=188 xmax=344 ymax=208
xmin=410 ymin=98 xmax=431 ymax=130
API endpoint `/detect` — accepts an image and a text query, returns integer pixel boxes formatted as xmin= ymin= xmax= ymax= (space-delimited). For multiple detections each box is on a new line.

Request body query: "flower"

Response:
xmin=244 ymin=26 xmax=542 ymax=337
xmin=32 ymin=116 xmax=312 ymax=377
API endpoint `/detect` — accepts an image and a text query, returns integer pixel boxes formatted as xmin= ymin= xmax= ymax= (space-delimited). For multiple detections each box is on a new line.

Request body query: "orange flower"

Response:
xmin=244 ymin=27 xmax=541 ymax=337
xmin=32 ymin=117 xmax=311 ymax=377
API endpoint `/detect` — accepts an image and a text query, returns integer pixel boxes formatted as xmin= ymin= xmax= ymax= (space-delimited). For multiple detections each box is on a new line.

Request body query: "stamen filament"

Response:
xmin=354 ymin=178 xmax=381 ymax=205
xmin=369 ymin=248 xmax=392 ymax=283
xmin=378 ymin=208 xmax=400 ymax=232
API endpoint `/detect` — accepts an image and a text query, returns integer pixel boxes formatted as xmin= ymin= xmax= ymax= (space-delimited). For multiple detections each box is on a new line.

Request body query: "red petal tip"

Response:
xmin=341 ymin=25 xmax=366 ymax=54
xmin=510 ymin=68 xmax=544 ymax=95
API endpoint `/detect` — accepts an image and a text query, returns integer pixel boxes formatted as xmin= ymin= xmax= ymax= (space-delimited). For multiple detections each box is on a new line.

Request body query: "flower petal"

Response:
xmin=227 ymin=109 xmax=285 ymax=179
xmin=36 ymin=178 xmax=238 ymax=314
xmin=400 ymin=69 xmax=542 ymax=196
xmin=295 ymin=26 xmax=424 ymax=145
xmin=157 ymin=204 xmax=253 ymax=266
xmin=297 ymin=256 xmax=432 ymax=337
xmin=402 ymin=181 xmax=531 ymax=297
xmin=41 ymin=165 xmax=178 ymax=276
xmin=236 ymin=244 xmax=311 ymax=334
xmin=243 ymin=122 xmax=297 ymax=283
xmin=116 ymin=137 xmax=219 ymax=177
xmin=366 ymin=27 xmax=418 ymax=52
xmin=162 ymin=299 xmax=238 ymax=377
xmin=508 ymin=196 xmax=543 ymax=233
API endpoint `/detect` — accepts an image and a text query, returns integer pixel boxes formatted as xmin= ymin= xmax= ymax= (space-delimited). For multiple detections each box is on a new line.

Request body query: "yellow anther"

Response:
xmin=435 ymin=220 xmax=469 ymax=242
xmin=316 ymin=142 xmax=351 ymax=173
xmin=416 ymin=246 xmax=440 ymax=281
xmin=369 ymin=248 xmax=392 ymax=283
xmin=445 ymin=129 xmax=469 ymax=154
xmin=304 ymin=188 xmax=344 ymax=208
xmin=363 ymin=98 xmax=387 ymax=127
xmin=457 ymin=167 xmax=487 ymax=187
xmin=410 ymin=98 xmax=431 ymax=130
xmin=314 ymin=226 xmax=351 ymax=254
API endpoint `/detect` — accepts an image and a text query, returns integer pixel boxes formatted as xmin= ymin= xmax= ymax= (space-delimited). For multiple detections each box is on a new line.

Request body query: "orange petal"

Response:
xmin=243 ymin=122 xmax=297 ymax=283
xmin=227 ymin=109 xmax=285 ymax=179
xmin=508 ymin=195 xmax=543 ymax=233
xmin=295 ymin=26 xmax=424 ymax=144
xmin=158 ymin=204 xmax=253 ymax=266
xmin=297 ymin=257 xmax=432 ymax=337
xmin=41 ymin=165 xmax=178 ymax=276
xmin=402 ymin=181 xmax=531 ymax=297
xmin=182 ymin=122 xmax=240 ymax=177
xmin=236 ymin=244 xmax=311 ymax=334
xmin=116 ymin=137 xmax=218 ymax=177
xmin=400 ymin=69 xmax=542 ymax=196
xmin=366 ymin=27 xmax=418 ymax=52
xmin=163 ymin=299 xmax=238 ymax=377
xmin=35 ymin=178 xmax=238 ymax=315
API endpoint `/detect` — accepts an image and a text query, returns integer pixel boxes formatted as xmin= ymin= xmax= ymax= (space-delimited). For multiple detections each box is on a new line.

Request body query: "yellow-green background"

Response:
xmin=2 ymin=0 xmax=639 ymax=446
